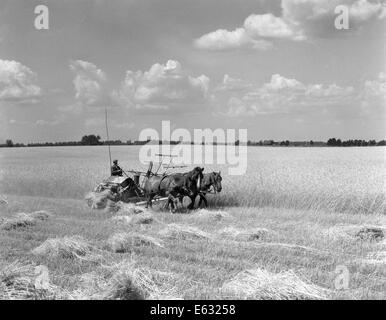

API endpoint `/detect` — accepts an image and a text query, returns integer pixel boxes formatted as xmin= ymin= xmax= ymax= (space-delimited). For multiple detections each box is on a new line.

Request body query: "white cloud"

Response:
xmin=218 ymin=74 xmax=355 ymax=116
xmin=70 ymin=60 xmax=109 ymax=107
xmin=194 ymin=27 xmax=273 ymax=51
xmin=215 ymin=74 xmax=253 ymax=92
xmin=0 ymin=59 xmax=41 ymax=102
xmin=115 ymin=60 xmax=210 ymax=111
xmin=195 ymin=0 xmax=385 ymax=51
xmin=244 ymin=13 xmax=305 ymax=41
xmin=349 ymin=0 xmax=386 ymax=21
xmin=282 ymin=0 xmax=386 ymax=38
xmin=363 ymin=72 xmax=386 ymax=100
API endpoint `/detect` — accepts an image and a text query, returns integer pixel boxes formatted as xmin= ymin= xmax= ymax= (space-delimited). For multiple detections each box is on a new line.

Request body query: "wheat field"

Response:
xmin=0 ymin=146 xmax=385 ymax=299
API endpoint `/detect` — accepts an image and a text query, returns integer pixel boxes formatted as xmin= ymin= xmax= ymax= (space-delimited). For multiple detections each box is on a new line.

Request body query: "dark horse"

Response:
xmin=179 ymin=171 xmax=222 ymax=209
xmin=143 ymin=167 xmax=204 ymax=212
xmin=180 ymin=171 xmax=222 ymax=208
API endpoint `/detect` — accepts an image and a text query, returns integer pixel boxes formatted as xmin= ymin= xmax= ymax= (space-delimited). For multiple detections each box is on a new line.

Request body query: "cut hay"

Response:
xmin=221 ymin=268 xmax=329 ymax=300
xmin=29 ymin=210 xmax=52 ymax=221
xmin=325 ymin=225 xmax=385 ymax=241
xmin=130 ymin=211 xmax=154 ymax=224
xmin=73 ymin=260 xmax=181 ymax=300
xmin=112 ymin=211 xmax=154 ymax=225
xmin=0 ymin=260 xmax=69 ymax=300
xmin=0 ymin=211 xmax=52 ymax=230
xmin=159 ymin=223 xmax=211 ymax=241
xmin=356 ymin=227 xmax=384 ymax=241
xmin=194 ymin=209 xmax=231 ymax=221
xmin=107 ymin=232 xmax=164 ymax=253
xmin=115 ymin=202 xmax=146 ymax=215
xmin=85 ymin=190 xmax=115 ymax=210
xmin=219 ymin=226 xmax=273 ymax=241
xmin=0 ymin=213 xmax=36 ymax=230
xmin=111 ymin=215 xmax=133 ymax=225
xmin=31 ymin=236 xmax=100 ymax=260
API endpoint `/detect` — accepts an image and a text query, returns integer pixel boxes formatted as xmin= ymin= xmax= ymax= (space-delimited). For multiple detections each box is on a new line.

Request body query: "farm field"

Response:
xmin=0 ymin=146 xmax=385 ymax=299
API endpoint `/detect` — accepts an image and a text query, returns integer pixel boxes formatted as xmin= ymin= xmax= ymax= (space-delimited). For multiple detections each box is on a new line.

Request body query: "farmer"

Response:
xmin=111 ymin=159 xmax=123 ymax=176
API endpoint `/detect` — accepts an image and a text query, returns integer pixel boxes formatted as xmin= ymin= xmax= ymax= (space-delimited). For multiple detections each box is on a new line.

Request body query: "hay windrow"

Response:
xmin=130 ymin=211 xmax=154 ymax=224
xmin=31 ymin=236 xmax=100 ymax=260
xmin=111 ymin=215 xmax=132 ymax=225
xmin=0 ymin=211 xmax=52 ymax=231
xmin=194 ymin=209 xmax=231 ymax=221
xmin=0 ymin=213 xmax=36 ymax=230
xmin=0 ymin=260 xmax=69 ymax=300
xmin=29 ymin=210 xmax=52 ymax=221
xmin=111 ymin=211 xmax=154 ymax=225
xmin=85 ymin=191 xmax=116 ymax=210
xmin=325 ymin=225 xmax=385 ymax=241
xmin=115 ymin=202 xmax=146 ymax=215
xmin=73 ymin=260 xmax=181 ymax=300
xmin=219 ymin=226 xmax=274 ymax=241
xmin=107 ymin=232 xmax=164 ymax=253
xmin=221 ymin=268 xmax=329 ymax=300
xmin=159 ymin=223 xmax=211 ymax=241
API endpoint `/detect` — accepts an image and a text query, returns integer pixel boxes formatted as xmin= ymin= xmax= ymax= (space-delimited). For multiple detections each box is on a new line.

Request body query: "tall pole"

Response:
xmin=105 ymin=107 xmax=112 ymax=174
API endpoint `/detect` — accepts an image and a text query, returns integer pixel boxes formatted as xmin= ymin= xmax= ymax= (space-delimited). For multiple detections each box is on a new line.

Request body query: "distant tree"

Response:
xmin=310 ymin=140 xmax=314 ymax=146
xmin=81 ymin=134 xmax=102 ymax=145
xmin=6 ymin=139 xmax=14 ymax=147
xmin=327 ymin=138 xmax=337 ymax=146
xmin=377 ymin=140 xmax=386 ymax=146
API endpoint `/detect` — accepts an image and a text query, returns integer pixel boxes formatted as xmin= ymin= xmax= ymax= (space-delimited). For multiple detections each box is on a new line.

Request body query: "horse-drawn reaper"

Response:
xmin=88 ymin=154 xmax=222 ymax=212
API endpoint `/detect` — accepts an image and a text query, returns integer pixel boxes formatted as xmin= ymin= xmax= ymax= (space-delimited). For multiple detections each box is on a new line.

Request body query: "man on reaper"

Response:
xmin=111 ymin=159 xmax=123 ymax=176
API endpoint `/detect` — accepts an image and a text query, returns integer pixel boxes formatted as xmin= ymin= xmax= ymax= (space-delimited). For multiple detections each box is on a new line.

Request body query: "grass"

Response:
xmin=0 ymin=146 xmax=385 ymax=299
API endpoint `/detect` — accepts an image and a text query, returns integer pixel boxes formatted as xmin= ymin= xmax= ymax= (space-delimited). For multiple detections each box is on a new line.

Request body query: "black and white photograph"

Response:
xmin=0 ymin=0 xmax=385 ymax=307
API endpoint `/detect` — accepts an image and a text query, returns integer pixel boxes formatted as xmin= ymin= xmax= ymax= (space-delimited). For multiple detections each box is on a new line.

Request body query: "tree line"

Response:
xmin=1 ymin=134 xmax=386 ymax=147
xmin=326 ymin=138 xmax=386 ymax=146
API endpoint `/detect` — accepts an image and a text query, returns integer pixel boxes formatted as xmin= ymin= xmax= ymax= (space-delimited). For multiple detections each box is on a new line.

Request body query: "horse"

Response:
xmin=143 ymin=167 xmax=204 ymax=212
xmin=178 ymin=171 xmax=222 ymax=209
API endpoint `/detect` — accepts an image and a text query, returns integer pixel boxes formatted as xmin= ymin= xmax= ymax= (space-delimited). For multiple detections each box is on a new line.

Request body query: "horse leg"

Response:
xmin=146 ymin=194 xmax=153 ymax=209
xmin=199 ymin=194 xmax=208 ymax=208
xmin=187 ymin=195 xmax=196 ymax=210
xmin=168 ymin=195 xmax=176 ymax=213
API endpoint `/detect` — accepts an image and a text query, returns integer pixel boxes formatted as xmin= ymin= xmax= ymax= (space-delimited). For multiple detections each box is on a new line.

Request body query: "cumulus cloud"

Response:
xmin=282 ymin=0 xmax=386 ymax=38
xmin=194 ymin=27 xmax=273 ymax=51
xmin=219 ymin=74 xmax=355 ymax=116
xmin=215 ymin=74 xmax=253 ymax=93
xmin=70 ymin=60 xmax=109 ymax=107
xmin=115 ymin=60 xmax=210 ymax=111
xmin=0 ymin=59 xmax=41 ymax=102
xmin=244 ymin=13 xmax=305 ymax=41
xmin=194 ymin=0 xmax=385 ymax=51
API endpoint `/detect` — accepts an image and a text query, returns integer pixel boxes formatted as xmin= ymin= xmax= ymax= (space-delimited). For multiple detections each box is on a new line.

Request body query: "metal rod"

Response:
xmin=105 ymin=107 xmax=112 ymax=174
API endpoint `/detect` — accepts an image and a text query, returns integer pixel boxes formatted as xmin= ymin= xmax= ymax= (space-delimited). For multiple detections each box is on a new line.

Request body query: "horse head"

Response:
xmin=212 ymin=171 xmax=222 ymax=193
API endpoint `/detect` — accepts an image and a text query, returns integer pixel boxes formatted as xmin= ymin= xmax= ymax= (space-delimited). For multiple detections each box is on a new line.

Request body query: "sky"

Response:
xmin=0 ymin=0 xmax=385 ymax=143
